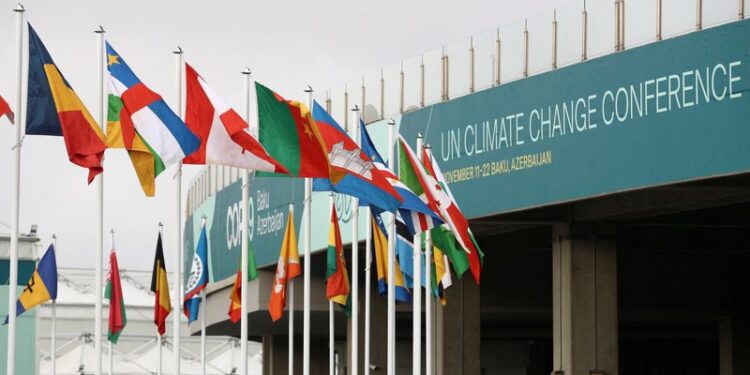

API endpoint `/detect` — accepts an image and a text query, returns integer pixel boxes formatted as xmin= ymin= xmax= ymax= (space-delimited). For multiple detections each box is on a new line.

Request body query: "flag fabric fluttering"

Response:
xmin=372 ymin=213 xmax=412 ymax=303
xmin=398 ymin=136 xmax=482 ymax=284
xmin=326 ymin=205 xmax=349 ymax=307
xmin=25 ymin=24 xmax=107 ymax=183
xmin=184 ymin=64 xmax=288 ymax=174
xmin=105 ymin=248 xmax=127 ymax=344
xmin=430 ymin=225 xmax=469 ymax=279
xmin=255 ymin=82 xmax=330 ymax=178
xmin=432 ymin=245 xmax=452 ymax=305
xmin=359 ymin=120 xmax=442 ymax=235
xmin=150 ymin=233 xmax=172 ymax=336
xmin=4 ymin=245 xmax=57 ymax=325
xmin=311 ymin=103 xmax=402 ymax=211
xmin=268 ymin=207 xmax=302 ymax=322
xmin=0 ymin=95 xmax=14 ymax=124
xmin=229 ymin=234 xmax=260 ymax=323
xmin=105 ymin=42 xmax=200 ymax=196
xmin=184 ymin=223 xmax=209 ymax=323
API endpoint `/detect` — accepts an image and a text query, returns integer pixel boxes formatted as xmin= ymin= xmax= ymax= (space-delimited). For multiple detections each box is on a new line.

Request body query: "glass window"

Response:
xmin=625 ymin=0 xmax=657 ymax=49
xmin=446 ymin=38 xmax=472 ymax=99
xmin=472 ymin=29 xmax=497 ymax=92
xmin=586 ymin=0 xmax=616 ymax=59
xmin=527 ymin=9 xmax=555 ymax=76
xmin=499 ymin=20 xmax=526 ymax=83
xmin=557 ymin=1 xmax=584 ymax=68
xmin=422 ymin=48 xmax=443 ymax=106
xmin=662 ymin=0 xmax=695 ymax=39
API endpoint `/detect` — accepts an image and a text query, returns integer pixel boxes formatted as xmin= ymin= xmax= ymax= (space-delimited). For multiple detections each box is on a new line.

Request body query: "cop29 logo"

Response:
xmin=334 ymin=193 xmax=353 ymax=223
xmin=226 ymin=197 xmax=255 ymax=249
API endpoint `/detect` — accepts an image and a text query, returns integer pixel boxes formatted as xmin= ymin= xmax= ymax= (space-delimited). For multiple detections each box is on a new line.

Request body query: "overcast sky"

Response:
xmin=0 ymin=0 xmax=571 ymax=272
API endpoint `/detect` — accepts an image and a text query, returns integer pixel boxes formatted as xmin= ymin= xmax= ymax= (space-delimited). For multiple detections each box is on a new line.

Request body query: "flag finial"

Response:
xmin=387 ymin=119 xmax=395 ymax=126
xmin=304 ymin=85 xmax=313 ymax=93
xmin=173 ymin=46 xmax=183 ymax=55
xmin=242 ymin=67 xmax=251 ymax=75
xmin=94 ymin=25 xmax=105 ymax=34
xmin=14 ymin=3 xmax=24 ymax=12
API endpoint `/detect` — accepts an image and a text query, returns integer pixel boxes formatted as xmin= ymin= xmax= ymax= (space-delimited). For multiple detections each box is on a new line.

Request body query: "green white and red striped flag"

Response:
xmin=105 ymin=248 xmax=127 ymax=344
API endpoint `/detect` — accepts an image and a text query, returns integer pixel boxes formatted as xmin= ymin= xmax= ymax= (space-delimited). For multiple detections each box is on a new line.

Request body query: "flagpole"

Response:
xmin=418 ymin=141 xmax=432 ymax=375
xmin=303 ymin=86 xmax=314 ymax=375
xmin=108 ymin=341 xmax=113 ymax=375
xmin=51 ymin=235 xmax=58 ymax=375
xmin=94 ymin=25 xmax=107 ymax=375
xmin=241 ymin=66 xmax=253 ymax=375
xmin=172 ymin=46 xmax=184 ymax=375
xmin=288 ymin=205 xmax=295 ymax=375
xmin=329 ymin=193 xmax=335 ymax=375
xmin=350 ymin=105 xmax=360 ymax=375
xmin=386 ymin=119 xmax=397 ymax=375
xmin=109 ymin=229 xmax=115 ymax=375
xmin=363 ymin=206 xmax=372 ymax=375
xmin=412 ymin=133 xmax=424 ymax=375
xmin=201 ymin=292 xmax=206 ymax=375
xmin=6 ymin=6 xmax=24 ymax=375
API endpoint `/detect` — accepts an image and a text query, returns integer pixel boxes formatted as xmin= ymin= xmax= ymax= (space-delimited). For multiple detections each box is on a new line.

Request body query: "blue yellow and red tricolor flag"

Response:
xmin=25 ymin=24 xmax=107 ymax=183
xmin=326 ymin=204 xmax=349 ymax=307
xmin=4 ymin=245 xmax=58 ymax=324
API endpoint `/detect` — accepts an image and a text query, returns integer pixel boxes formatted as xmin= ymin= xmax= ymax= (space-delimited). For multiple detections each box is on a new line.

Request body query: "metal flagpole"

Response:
xmin=241 ymin=67 xmax=253 ymax=375
xmin=386 ymin=119 xmax=397 ymax=375
xmin=303 ymin=86 xmax=314 ymax=375
xmin=94 ymin=24 xmax=107 ymax=375
xmin=363 ymin=205 xmax=372 ymax=375
xmin=421 ymin=146 xmax=433 ymax=375
xmin=329 ymin=194 xmax=335 ymax=375
xmin=288 ymin=206 xmax=295 ymax=375
xmin=350 ymin=106 xmax=360 ymax=375
xmin=108 ymin=342 xmax=113 ymax=375
xmin=51 ymin=235 xmax=58 ymax=375
xmin=201 ymin=292 xmax=206 ymax=375
xmin=412 ymin=135 xmax=423 ymax=375
xmin=172 ymin=46 xmax=184 ymax=375
xmin=6 ymin=6 xmax=24 ymax=375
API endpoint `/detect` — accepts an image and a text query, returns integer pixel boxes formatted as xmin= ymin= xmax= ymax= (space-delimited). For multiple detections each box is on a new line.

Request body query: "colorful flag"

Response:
xmin=326 ymin=205 xmax=349 ymax=306
xmin=105 ymin=248 xmax=127 ymax=344
xmin=432 ymin=245 xmax=452 ymax=306
xmin=268 ymin=207 xmax=301 ymax=322
xmin=4 ymin=245 xmax=57 ymax=325
xmin=255 ymin=82 xmax=330 ymax=178
xmin=106 ymin=42 xmax=200 ymax=195
xmin=430 ymin=225 xmax=469 ymax=279
xmin=359 ymin=119 xmax=442 ymax=235
xmin=184 ymin=223 xmax=209 ymax=323
xmin=229 ymin=235 xmax=260 ymax=323
xmin=25 ymin=25 xmax=107 ymax=183
xmin=184 ymin=64 xmax=287 ymax=174
xmin=0 ymin=95 xmax=14 ymax=124
xmin=371 ymin=213 xmax=411 ymax=303
xmin=150 ymin=233 xmax=172 ymax=336
xmin=398 ymin=136 xmax=482 ymax=284
xmin=311 ymin=102 xmax=402 ymax=211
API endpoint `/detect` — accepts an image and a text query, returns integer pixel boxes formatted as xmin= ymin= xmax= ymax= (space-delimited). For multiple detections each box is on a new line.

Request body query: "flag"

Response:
xmin=0 ymin=95 xmax=14 ymax=124
xmin=184 ymin=223 xmax=209 ymax=323
xmin=184 ymin=64 xmax=287 ymax=174
xmin=432 ymin=245 xmax=452 ymax=306
xmin=371 ymin=213 xmax=411 ymax=303
xmin=359 ymin=120 xmax=442 ymax=235
xmin=326 ymin=205 xmax=349 ymax=306
xmin=268 ymin=207 xmax=301 ymax=322
xmin=255 ymin=82 xmax=330 ymax=177
xmin=398 ymin=136 xmax=482 ymax=284
xmin=4 ymin=245 xmax=57 ymax=325
xmin=106 ymin=42 xmax=200 ymax=195
xmin=229 ymin=235 xmax=260 ymax=323
xmin=150 ymin=233 xmax=172 ymax=336
xmin=25 ymin=24 xmax=106 ymax=183
xmin=430 ymin=226 xmax=469 ymax=279
xmin=311 ymin=102 xmax=402 ymax=211
xmin=105 ymin=248 xmax=127 ymax=344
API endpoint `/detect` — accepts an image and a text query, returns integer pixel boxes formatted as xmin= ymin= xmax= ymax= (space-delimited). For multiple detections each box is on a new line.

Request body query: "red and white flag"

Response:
xmin=183 ymin=63 xmax=287 ymax=173
xmin=0 ymin=95 xmax=14 ymax=124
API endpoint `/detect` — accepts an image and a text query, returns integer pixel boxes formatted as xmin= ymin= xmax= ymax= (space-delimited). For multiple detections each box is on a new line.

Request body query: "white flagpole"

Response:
xmin=363 ymin=206 xmax=372 ymax=375
xmin=329 ymin=194 xmax=335 ymax=375
xmin=94 ymin=25 xmax=107 ymax=375
xmin=51 ymin=235 xmax=58 ymax=375
xmin=350 ymin=106 xmax=360 ymax=375
xmin=412 ymin=133 xmax=424 ymax=375
xmin=172 ymin=46 xmax=184 ymax=375
xmin=419 ymin=142 xmax=433 ymax=375
xmin=7 ymin=6 xmax=24 ymax=375
xmin=303 ymin=86 xmax=314 ymax=375
xmin=201 ymin=292 xmax=206 ymax=375
xmin=108 ymin=230 xmax=115 ymax=375
xmin=241 ymin=67 xmax=254 ymax=375
xmin=288 ymin=206 xmax=295 ymax=375
xmin=108 ymin=341 xmax=113 ymax=375
xmin=386 ymin=119 xmax=397 ymax=375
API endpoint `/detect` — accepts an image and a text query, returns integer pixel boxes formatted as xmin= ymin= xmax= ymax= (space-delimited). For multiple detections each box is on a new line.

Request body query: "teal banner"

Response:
xmin=399 ymin=19 xmax=750 ymax=219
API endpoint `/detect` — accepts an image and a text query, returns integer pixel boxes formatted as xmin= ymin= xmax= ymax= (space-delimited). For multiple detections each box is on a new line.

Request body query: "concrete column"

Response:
xmin=436 ymin=275 xmax=481 ymax=375
xmin=263 ymin=334 xmax=330 ymax=375
xmin=552 ymin=223 xmax=618 ymax=375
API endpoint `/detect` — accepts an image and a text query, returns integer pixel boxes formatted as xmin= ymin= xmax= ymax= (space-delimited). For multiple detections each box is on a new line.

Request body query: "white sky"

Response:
xmin=0 ymin=0 xmax=571 ymax=271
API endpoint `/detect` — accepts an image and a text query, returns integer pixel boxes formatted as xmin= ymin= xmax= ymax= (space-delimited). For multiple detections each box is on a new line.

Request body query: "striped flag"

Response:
xmin=3 ymin=245 xmax=57 ymax=324
xmin=371 ymin=213 xmax=411 ymax=303
xmin=229 ymin=235 xmax=259 ymax=323
xmin=106 ymin=42 xmax=200 ymax=195
xmin=150 ymin=233 xmax=172 ymax=336
xmin=326 ymin=205 xmax=349 ymax=307
xmin=105 ymin=248 xmax=127 ymax=344
xmin=268 ymin=207 xmax=301 ymax=322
